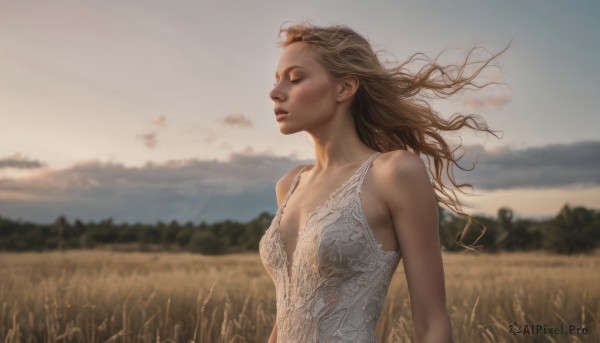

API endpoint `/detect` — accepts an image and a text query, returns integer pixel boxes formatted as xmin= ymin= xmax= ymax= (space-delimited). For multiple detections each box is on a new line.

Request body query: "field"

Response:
xmin=1 ymin=250 xmax=598 ymax=343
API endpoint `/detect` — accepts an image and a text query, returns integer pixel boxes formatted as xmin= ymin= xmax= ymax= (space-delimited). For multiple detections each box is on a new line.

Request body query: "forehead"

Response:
xmin=275 ymin=42 xmax=322 ymax=76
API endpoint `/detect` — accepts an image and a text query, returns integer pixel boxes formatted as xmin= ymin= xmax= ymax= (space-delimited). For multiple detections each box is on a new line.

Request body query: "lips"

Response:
xmin=274 ymin=106 xmax=289 ymax=122
xmin=275 ymin=112 xmax=288 ymax=121
xmin=274 ymin=107 xmax=289 ymax=116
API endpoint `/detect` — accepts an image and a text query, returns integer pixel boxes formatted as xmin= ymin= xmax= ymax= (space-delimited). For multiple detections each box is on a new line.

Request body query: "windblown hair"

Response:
xmin=278 ymin=22 xmax=509 ymax=251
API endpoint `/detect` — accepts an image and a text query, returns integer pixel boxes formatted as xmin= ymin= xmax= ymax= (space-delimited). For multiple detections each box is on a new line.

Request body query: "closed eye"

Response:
xmin=272 ymin=77 xmax=302 ymax=87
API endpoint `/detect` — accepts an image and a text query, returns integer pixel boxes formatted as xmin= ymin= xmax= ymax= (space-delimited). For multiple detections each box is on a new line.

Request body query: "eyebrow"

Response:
xmin=275 ymin=65 xmax=306 ymax=79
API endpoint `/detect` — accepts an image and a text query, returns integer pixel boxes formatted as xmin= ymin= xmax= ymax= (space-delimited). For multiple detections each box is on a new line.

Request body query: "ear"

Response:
xmin=336 ymin=75 xmax=360 ymax=103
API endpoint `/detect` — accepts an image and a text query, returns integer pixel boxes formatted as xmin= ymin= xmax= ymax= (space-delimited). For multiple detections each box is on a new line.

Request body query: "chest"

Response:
xmin=276 ymin=200 xmax=386 ymax=280
xmin=277 ymin=175 xmax=395 ymax=261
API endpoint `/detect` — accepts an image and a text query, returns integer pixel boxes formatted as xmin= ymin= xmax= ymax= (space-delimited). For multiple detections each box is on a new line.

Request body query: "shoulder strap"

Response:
xmin=281 ymin=164 xmax=311 ymax=208
xmin=356 ymin=152 xmax=381 ymax=190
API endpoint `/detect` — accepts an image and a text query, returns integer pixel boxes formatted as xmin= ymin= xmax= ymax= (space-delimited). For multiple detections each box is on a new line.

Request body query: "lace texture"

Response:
xmin=259 ymin=152 xmax=402 ymax=343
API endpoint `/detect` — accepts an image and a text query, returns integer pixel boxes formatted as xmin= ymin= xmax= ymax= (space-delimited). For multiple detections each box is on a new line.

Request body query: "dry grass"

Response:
xmin=1 ymin=250 xmax=598 ymax=342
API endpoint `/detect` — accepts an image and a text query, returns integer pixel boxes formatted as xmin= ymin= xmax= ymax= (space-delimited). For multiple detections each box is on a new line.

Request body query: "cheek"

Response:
xmin=296 ymin=79 xmax=335 ymax=110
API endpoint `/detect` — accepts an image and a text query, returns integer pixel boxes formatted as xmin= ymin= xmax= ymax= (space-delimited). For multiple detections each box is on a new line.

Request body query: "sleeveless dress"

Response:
xmin=259 ymin=152 xmax=403 ymax=343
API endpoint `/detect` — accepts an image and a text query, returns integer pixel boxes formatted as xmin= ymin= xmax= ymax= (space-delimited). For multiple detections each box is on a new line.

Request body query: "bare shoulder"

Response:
xmin=373 ymin=150 xmax=428 ymax=180
xmin=275 ymin=164 xmax=310 ymax=207
xmin=372 ymin=150 xmax=432 ymax=208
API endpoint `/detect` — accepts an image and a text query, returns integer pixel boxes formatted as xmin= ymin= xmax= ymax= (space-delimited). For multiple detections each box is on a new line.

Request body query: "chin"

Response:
xmin=278 ymin=124 xmax=303 ymax=135
xmin=279 ymin=128 xmax=299 ymax=135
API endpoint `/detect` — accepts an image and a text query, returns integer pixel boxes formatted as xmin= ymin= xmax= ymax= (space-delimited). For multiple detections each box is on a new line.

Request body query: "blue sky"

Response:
xmin=1 ymin=1 xmax=599 ymax=224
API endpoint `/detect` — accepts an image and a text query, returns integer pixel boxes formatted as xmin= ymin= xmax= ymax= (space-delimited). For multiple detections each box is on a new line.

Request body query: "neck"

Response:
xmin=306 ymin=109 xmax=377 ymax=171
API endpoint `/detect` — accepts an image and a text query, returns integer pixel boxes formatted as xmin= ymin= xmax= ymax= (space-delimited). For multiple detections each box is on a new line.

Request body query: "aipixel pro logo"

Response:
xmin=509 ymin=322 xmax=588 ymax=336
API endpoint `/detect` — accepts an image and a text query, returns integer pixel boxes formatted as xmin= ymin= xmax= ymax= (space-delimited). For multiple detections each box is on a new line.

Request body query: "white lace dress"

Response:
xmin=259 ymin=152 xmax=402 ymax=342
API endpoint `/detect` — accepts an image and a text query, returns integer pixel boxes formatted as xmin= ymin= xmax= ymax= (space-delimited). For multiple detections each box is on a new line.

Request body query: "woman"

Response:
xmin=259 ymin=22 xmax=505 ymax=343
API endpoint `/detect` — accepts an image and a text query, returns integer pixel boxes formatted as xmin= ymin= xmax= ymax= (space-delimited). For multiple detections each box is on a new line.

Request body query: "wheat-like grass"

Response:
xmin=0 ymin=251 xmax=598 ymax=342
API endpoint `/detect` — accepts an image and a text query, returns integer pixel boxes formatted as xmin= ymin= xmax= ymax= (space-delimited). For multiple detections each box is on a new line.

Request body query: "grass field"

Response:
xmin=1 ymin=250 xmax=598 ymax=342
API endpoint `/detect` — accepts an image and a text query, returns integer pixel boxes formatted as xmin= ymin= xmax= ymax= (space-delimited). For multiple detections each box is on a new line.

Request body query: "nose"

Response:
xmin=269 ymin=81 xmax=286 ymax=102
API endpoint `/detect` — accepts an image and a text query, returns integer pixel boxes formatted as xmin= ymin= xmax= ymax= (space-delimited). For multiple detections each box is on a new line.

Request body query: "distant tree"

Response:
xmin=25 ymin=228 xmax=45 ymax=252
xmin=87 ymin=220 xmax=117 ymax=244
xmin=593 ymin=211 xmax=600 ymax=246
xmin=79 ymin=232 xmax=94 ymax=249
xmin=117 ymin=224 xmax=138 ymax=243
xmin=138 ymin=224 xmax=154 ymax=251
xmin=438 ymin=206 xmax=464 ymax=251
xmin=53 ymin=215 xmax=69 ymax=251
xmin=512 ymin=218 xmax=543 ymax=250
xmin=495 ymin=207 xmax=514 ymax=250
xmin=161 ymin=220 xmax=181 ymax=247
xmin=470 ymin=214 xmax=498 ymax=252
xmin=1 ymin=203 xmax=596 ymax=254
xmin=495 ymin=207 xmax=543 ymax=251
xmin=243 ymin=211 xmax=273 ymax=251
xmin=188 ymin=231 xmax=222 ymax=255
xmin=544 ymin=205 xmax=598 ymax=254
xmin=176 ymin=227 xmax=193 ymax=247
xmin=438 ymin=206 xmax=490 ymax=252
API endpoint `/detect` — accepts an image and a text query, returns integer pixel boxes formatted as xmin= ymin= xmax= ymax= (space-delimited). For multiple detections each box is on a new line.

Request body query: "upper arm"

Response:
xmin=379 ymin=151 xmax=449 ymax=328
xmin=275 ymin=164 xmax=309 ymax=208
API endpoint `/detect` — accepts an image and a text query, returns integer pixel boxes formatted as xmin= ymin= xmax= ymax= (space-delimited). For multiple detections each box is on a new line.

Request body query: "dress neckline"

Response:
xmin=278 ymin=151 xmax=381 ymax=231
xmin=273 ymin=151 xmax=381 ymax=306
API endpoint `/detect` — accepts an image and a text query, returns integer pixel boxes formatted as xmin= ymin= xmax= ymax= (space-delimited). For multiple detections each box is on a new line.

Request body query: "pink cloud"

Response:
xmin=464 ymin=89 xmax=512 ymax=110
xmin=152 ymin=115 xmax=167 ymax=128
xmin=222 ymin=113 xmax=252 ymax=128
xmin=137 ymin=132 xmax=157 ymax=148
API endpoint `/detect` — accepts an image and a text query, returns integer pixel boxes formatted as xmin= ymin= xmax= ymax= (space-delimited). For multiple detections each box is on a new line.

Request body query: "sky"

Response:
xmin=1 ymin=0 xmax=599 ymax=225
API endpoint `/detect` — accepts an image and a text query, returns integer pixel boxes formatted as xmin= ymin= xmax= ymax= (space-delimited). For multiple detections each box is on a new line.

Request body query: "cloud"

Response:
xmin=218 ymin=142 xmax=233 ymax=150
xmin=135 ymin=116 xmax=167 ymax=149
xmin=0 ymin=150 xmax=307 ymax=224
xmin=152 ymin=115 xmax=167 ymax=128
xmin=2 ymin=141 xmax=598 ymax=224
xmin=197 ymin=126 xmax=218 ymax=143
xmin=464 ymin=89 xmax=512 ymax=110
xmin=452 ymin=140 xmax=600 ymax=190
xmin=137 ymin=132 xmax=157 ymax=148
xmin=222 ymin=113 xmax=252 ymax=128
xmin=0 ymin=154 xmax=46 ymax=169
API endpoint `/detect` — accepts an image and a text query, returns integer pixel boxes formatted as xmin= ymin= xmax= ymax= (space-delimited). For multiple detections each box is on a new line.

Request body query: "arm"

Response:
xmin=267 ymin=318 xmax=278 ymax=343
xmin=379 ymin=151 xmax=453 ymax=343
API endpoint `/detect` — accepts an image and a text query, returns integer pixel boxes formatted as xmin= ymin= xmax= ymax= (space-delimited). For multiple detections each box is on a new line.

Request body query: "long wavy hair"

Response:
xmin=277 ymin=22 xmax=509 ymax=251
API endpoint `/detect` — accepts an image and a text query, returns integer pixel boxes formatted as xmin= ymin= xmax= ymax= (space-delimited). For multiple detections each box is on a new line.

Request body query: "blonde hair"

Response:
xmin=278 ymin=22 xmax=509 ymax=251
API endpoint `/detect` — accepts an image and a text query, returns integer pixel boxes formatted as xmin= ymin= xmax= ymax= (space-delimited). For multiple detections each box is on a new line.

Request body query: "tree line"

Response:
xmin=0 ymin=204 xmax=598 ymax=255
